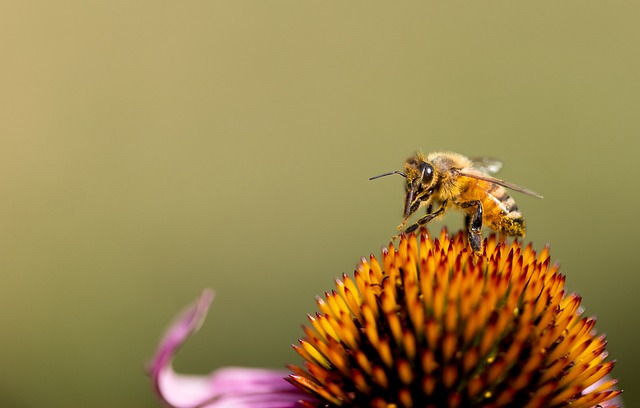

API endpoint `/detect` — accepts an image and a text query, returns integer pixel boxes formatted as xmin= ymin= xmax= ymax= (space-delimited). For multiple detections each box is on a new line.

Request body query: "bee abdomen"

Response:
xmin=503 ymin=195 xmax=519 ymax=214
xmin=487 ymin=186 xmax=518 ymax=213
xmin=501 ymin=213 xmax=526 ymax=236
xmin=484 ymin=187 xmax=526 ymax=236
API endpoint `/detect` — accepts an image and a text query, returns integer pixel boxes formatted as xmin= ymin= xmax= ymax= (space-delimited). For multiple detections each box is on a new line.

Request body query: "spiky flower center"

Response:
xmin=287 ymin=230 xmax=620 ymax=408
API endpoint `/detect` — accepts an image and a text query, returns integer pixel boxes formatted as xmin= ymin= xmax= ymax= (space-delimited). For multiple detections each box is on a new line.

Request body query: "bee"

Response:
xmin=370 ymin=151 xmax=542 ymax=254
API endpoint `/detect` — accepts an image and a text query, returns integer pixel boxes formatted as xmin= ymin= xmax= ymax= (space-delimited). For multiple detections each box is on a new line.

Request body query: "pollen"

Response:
xmin=287 ymin=229 xmax=621 ymax=407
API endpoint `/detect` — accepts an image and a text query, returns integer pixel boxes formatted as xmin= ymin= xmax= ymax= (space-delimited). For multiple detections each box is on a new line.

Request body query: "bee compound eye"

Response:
xmin=420 ymin=162 xmax=434 ymax=183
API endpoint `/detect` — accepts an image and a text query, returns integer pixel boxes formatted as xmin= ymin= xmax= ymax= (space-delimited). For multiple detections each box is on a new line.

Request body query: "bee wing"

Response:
xmin=457 ymin=170 xmax=543 ymax=198
xmin=470 ymin=157 xmax=502 ymax=175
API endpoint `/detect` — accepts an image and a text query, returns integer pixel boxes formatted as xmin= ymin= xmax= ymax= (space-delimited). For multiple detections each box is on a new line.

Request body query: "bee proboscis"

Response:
xmin=370 ymin=151 xmax=542 ymax=254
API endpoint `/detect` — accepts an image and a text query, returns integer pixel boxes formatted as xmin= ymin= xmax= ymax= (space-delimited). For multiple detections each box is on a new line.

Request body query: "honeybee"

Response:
xmin=370 ymin=151 xmax=542 ymax=254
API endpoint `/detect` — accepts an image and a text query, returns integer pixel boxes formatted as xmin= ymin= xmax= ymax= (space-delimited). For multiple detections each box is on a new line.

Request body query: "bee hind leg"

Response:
xmin=459 ymin=200 xmax=483 ymax=254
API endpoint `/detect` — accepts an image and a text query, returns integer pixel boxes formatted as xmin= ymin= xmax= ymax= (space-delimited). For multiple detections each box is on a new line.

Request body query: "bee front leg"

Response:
xmin=403 ymin=201 xmax=448 ymax=234
xmin=398 ymin=202 xmax=436 ymax=232
xmin=459 ymin=200 xmax=483 ymax=254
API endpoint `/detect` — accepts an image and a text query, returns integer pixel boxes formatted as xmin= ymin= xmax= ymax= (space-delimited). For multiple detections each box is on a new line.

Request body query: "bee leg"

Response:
xmin=398 ymin=203 xmax=436 ymax=233
xmin=459 ymin=200 xmax=483 ymax=254
xmin=404 ymin=201 xmax=448 ymax=234
xmin=464 ymin=213 xmax=472 ymax=246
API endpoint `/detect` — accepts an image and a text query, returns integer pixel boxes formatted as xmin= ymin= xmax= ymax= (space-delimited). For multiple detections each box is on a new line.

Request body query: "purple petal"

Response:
xmin=148 ymin=289 xmax=310 ymax=408
xmin=582 ymin=375 xmax=624 ymax=408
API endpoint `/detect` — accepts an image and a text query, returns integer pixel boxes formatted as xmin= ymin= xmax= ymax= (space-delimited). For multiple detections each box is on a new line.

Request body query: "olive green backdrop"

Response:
xmin=1 ymin=1 xmax=637 ymax=407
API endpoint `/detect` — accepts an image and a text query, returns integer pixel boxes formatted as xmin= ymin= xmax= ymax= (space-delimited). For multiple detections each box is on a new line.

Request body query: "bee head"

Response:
xmin=403 ymin=159 xmax=435 ymax=218
xmin=368 ymin=155 xmax=436 ymax=221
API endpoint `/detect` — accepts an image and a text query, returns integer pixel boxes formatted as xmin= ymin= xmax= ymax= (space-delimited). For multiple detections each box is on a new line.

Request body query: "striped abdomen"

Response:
xmin=460 ymin=179 xmax=526 ymax=237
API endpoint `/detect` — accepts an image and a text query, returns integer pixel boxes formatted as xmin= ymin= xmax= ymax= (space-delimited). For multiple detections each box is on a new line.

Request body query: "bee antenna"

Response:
xmin=368 ymin=171 xmax=407 ymax=180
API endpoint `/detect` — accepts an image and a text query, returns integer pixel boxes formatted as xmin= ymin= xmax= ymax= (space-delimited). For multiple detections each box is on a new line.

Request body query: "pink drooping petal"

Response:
xmin=148 ymin=289 xmax=310 ymax=408
xmin=582 ymin=375 xmax=625 ymax=408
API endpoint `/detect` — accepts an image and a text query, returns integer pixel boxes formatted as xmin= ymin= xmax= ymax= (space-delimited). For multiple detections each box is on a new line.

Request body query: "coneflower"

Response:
xmin=287 ymin=230 xmax=621 ymax=407
xmin=148 ymin=230 xmax=622 ymax=408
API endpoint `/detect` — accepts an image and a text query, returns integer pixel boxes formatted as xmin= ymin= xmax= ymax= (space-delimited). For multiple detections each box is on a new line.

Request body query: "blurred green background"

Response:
xmin=1 ymin=1 xmax=638 ymax=407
